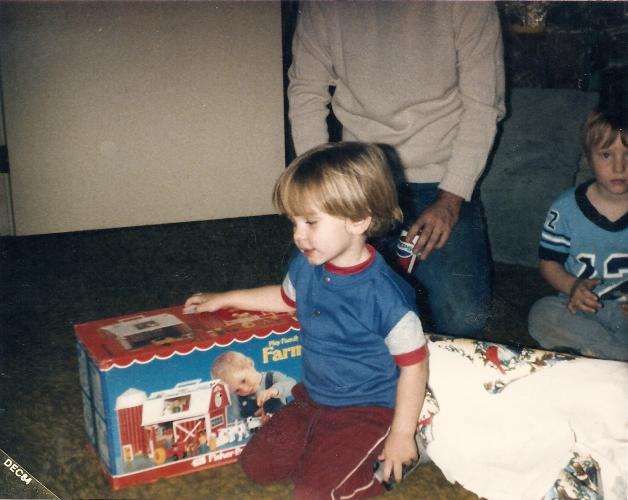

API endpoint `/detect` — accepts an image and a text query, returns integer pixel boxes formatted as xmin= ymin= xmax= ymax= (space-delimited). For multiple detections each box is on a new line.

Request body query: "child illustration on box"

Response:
xmin=185 ymin=142 xmax=428 ymax=499
xmin=211 ymin=351 xmax=296 ymax=420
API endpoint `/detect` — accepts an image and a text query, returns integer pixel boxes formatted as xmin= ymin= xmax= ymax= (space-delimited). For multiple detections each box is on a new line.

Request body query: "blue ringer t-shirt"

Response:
xmin=281 ymin=245 xmax=427 ymax=408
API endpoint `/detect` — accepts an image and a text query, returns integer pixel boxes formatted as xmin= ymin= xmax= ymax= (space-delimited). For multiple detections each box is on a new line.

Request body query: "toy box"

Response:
xmin=75 ymin=305 xmax=301 ymax=489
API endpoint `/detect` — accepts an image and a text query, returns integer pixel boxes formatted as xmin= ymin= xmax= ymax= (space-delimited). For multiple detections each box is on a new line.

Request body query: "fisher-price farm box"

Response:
xmin=75 ymin=305 xmax=301 ymax=489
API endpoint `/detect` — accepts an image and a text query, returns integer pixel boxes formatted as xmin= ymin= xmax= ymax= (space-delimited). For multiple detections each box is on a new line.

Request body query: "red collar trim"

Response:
xmin=324 ymin=245 xmax=376 ymax=275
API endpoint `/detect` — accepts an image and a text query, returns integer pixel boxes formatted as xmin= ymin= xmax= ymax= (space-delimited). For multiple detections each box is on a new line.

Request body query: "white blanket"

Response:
xmin=426 ymin=343 xmax=628 ymax=500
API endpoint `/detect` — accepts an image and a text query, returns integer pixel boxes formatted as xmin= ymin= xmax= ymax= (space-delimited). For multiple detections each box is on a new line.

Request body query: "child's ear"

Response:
xmin=346 ymin=216 xmax=372 ymax=235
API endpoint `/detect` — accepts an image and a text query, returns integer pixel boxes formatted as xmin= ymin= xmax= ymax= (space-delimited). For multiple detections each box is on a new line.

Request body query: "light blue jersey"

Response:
xmin=539 ymin=180 xmax=628 ymax=302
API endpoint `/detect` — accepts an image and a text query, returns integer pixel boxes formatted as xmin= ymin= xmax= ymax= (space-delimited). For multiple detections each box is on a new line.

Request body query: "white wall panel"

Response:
xmin=0 ymin=2 xmax=284 ymax=235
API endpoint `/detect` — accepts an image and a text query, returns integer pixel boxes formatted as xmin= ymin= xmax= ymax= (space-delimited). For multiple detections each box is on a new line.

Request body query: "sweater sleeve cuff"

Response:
xmin=438 ymin=173 xmax=477 ymax=201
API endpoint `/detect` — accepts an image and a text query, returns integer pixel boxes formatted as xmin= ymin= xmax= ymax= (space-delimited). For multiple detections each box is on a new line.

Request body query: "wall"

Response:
xmin=481 ymin=88 xmax=598 ymax=267
xmin=0 ymin=2 xmax=285 ymax=235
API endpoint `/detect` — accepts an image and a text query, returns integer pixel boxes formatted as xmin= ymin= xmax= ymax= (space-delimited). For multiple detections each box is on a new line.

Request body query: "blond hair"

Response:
xmin=211 ymin=351 xmax=251 ymax=381
xmin=273 ymin=142 xmax=403 ymax=237
xmin=582 ymin=109 xmax=627 ymax=164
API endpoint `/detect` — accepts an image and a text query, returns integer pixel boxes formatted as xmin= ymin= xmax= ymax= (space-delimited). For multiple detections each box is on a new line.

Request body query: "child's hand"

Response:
xmin=377 ymin=431 xmax=417 ymax=483
xmin=184 ymin=292 xmax=225 ymax=313
xmin=567 ymin=279 xmax=602 ymax=315
xmin=256 ymin=388 xmax=280 ymax=408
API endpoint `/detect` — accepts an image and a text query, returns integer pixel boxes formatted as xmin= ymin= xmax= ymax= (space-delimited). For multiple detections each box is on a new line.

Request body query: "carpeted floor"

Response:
xmin=0 ymin=215 xmax=553 ymax=499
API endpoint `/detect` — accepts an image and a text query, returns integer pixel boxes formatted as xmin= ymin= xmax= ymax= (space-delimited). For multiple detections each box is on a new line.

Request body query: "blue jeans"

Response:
xmin=528 ymin=295 xmax=628 ymax=362
xmin=378 ymin=183 xmax=491 ymax=338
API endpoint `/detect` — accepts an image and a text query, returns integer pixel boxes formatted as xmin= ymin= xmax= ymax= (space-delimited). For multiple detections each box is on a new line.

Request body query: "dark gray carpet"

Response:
xmin=0 ymin=215 xmax=550 ymax=499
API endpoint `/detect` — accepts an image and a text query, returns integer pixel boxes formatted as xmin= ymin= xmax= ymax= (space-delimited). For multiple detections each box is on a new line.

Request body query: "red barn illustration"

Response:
xmin=115 ymin=379 xmax=231 ymax=464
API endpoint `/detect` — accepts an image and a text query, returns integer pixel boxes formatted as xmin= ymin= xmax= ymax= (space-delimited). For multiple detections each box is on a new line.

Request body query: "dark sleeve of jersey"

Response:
xmin=539 ymin=246 xmax=568 ymax=264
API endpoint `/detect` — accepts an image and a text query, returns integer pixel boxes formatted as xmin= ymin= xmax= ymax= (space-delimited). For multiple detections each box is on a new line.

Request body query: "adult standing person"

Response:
xmin=287 ymin=1 xmax=506 ymax=338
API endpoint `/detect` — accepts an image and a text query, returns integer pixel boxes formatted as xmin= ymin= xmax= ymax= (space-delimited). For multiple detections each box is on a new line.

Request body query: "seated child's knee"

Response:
xmin=239 ymin=454 xmax=273 ymax=484
xmin=239 ymin=440 xmax=294 ymax=484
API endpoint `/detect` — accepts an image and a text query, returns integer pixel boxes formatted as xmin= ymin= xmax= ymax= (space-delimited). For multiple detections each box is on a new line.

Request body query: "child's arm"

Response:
xmin=256 ymin=371 xmax=296 ymax=407
xmin=184 ymin=285 xmax=294 ymax=313
xmin=378 ymin=358 xmax=428 ymax=482
xmin=539 ymin=259 xmax=602 ymax=315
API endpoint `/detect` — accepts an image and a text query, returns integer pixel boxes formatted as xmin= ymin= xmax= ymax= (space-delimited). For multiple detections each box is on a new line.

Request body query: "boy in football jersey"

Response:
xmin=528 ymin=101 xmax=627 ymax=362
xmin=185 ymin=142 xmax=428 ymax=498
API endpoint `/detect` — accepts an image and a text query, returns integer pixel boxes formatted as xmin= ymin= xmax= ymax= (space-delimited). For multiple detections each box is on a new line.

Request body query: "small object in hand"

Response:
xmin=396 ymin=230 xmax=420 ymax=274
xmin=372 ymin=460 xmax=419 ymax=490
xmin=182 ymin=305 xmax=198 ymax=315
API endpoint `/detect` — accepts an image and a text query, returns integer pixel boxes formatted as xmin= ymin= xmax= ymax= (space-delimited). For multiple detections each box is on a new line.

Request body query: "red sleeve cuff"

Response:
xmin=281 ymin=287 xmax=296 ymax=308
xmin=393 ymin=345 xmax=427 ymax=367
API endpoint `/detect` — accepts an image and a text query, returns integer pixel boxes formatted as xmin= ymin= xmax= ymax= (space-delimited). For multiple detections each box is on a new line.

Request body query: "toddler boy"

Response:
xmin=186 ymin=142 xmax=428 ymax=499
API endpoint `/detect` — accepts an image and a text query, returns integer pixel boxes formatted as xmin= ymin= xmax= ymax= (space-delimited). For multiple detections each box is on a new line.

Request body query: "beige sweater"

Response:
xmin=288 ymin=1 xmax=506 ymax=201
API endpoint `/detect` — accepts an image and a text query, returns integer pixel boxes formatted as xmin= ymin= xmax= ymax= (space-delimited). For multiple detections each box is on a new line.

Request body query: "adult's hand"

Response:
xmin=405 ymin=190 xmax=463 ymax=261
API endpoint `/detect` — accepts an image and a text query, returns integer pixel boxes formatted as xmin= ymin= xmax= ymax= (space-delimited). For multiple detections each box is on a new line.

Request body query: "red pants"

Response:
xmin=240 ymin=384 xmax=394 ymax=500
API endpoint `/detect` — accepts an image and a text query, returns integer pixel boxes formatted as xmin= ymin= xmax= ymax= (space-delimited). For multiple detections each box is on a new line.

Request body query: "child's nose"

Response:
xmin=293 ymin=224 xmax=305 ymax=240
